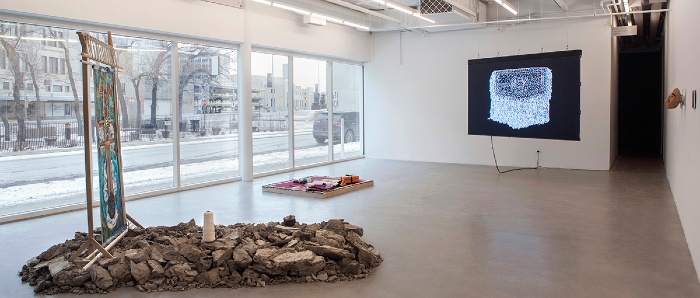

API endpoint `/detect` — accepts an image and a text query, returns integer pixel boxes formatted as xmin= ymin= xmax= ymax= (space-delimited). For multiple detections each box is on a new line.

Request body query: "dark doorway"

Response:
xmin=618 ymin=51 xmax=663 ymax=155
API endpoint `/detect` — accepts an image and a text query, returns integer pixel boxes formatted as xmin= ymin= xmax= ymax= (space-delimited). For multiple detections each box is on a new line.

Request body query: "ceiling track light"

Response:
xmin=553 ymin=0 xmax=569 ymax=12
xmin=494 ymin=0 xmax=518 ymax=15
xmin=413 ymin=13 xmax=436 ymax=24
xmin=271 ymin=3 xmax=310 ymax=15
xmin=252 ymin=0 xmax=371 ymax=31
xmin=385 ymin=2 xmax=413 ymax=15
xmin=371 ymin=0 xmax=436 ymax=24
xmin=312 ymin=13 xmax=343 ymax=24
xmin=343 ymin=21 xmax=370 ymax=31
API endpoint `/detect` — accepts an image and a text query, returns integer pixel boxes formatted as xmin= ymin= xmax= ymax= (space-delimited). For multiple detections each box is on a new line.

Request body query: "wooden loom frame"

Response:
xmin=69 ymin=32 xmax=143 ymax=268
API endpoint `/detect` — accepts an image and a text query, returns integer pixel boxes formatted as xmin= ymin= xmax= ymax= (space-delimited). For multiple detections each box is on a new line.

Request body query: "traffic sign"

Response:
xmin=202 ymin=99 xmax=207 ymax=107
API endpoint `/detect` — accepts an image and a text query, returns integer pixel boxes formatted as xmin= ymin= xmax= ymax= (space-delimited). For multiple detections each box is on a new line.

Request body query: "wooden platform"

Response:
xmin=262 ymin=177 xmax=374 ymax=198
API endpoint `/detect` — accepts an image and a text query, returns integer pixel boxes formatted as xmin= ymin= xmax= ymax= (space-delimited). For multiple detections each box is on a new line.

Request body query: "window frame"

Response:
xmin=0 ymin=16 xmax=365 ymax=222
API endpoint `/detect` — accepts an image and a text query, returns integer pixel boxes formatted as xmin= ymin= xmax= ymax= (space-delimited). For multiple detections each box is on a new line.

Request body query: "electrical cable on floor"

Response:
xmin=490 ymin=136 xmax=540 ymax=173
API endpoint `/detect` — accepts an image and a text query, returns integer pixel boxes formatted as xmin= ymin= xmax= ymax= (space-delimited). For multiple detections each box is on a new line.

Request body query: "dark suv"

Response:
xmin=312 ymin=111 xmax=359 ymax=144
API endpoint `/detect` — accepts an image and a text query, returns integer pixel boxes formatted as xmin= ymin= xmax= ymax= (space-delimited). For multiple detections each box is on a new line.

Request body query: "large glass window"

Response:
xmin=111 ymin=34 xmax=174 ymax=194
xmin=0 ymin=21 xmax=85 ymax=216
xmin=0 ymin=18 xmax=364 ymax=220
xmin=332 ymin=62 xmax=363 ymax=159
xmin=178 ymin=43 xmax=239 ymax=185
xmin=293 ymin=57 xmax=328 ymax=167
xmin=251 ymin=52 xmax=290 ymax=173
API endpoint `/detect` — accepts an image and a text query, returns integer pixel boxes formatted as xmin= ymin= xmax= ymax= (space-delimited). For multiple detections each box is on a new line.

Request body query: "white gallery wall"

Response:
xmin=610 ymin=34 xmax=619 ymax=168
xmin=0 ymin=0 xmax=371 ymax=61
xmin=365 ymin=18 xmax=613 ymax=170
xmin=664 ymin=0 xmax=700 ymax=282
xmin=0 ymin=0 xmax=245 ymax=42
xmin=247 ymin=4 xmax=370 ymax=61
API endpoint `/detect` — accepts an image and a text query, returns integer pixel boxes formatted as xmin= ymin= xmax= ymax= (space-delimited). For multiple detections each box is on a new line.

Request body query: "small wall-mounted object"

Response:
xmin=693 ymin=90 xmax=697 ymax=109
xmin=303 ymin=14 xmax=327 ymax=26
xmin=665 ymin=88 xmax=683 ymax=109
xmin=612 ymin=25 xmax=638 ymax=37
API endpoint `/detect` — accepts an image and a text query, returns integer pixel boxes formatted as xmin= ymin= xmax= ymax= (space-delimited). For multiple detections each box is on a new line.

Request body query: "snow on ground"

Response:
xmin=0 ymin=142 xmax=360 ymax=209
xmin=0 ymin=121 xmax=314 ymax=160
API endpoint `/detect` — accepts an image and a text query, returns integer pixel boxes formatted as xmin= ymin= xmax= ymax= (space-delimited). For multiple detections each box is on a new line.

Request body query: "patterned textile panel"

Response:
xmin=263 ymin=176 xmax=371 ymax=194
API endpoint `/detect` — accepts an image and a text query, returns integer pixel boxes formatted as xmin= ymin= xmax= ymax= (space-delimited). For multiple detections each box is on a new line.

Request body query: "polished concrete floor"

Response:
xmin=1 ymin=156 xmax=699 ymax=297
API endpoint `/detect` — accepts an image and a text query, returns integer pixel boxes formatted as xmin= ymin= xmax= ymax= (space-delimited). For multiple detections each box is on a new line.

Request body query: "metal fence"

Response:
xmin=252 ymin=114 xmax=289 ymax=132
xmin=0 ymin=121 xmax=83 ymax=152
xmin=0 ymin=113 xmax=290 ymax=152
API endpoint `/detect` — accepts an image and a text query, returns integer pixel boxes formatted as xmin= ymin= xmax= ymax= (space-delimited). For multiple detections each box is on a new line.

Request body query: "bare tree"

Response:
xmin=0 ymin=48 xmax=11 ymax=141
xmin=21 ymin=40 xmax=44 ymax=138
xmin=145 ymin=42 xmax=170 ymax=126
xmin=130 ymin=73 xmax=146 ymax=128
xmin=117 ymin=39 xmax=148 ymax=129
xmin=177 ymin=68 xmax=210 ymax=116
xmin=177 ymin=46 xmax=217 ymax=118
xmin=115 ymin=76 xmax=130 ymax=128
xmin=113 ymin=48 xmax=133 ymax=128
xmin=53 ymin=29 xmax=84 ymax=135
xmin=177 ymin=46 xmax=237 ymax=120
xmin=0 ymin=23 xmax=27 ymax=150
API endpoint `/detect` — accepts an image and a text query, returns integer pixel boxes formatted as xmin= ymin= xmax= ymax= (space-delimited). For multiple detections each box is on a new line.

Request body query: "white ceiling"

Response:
xmin=345 ymin=0 xmax=604 ymax=32
xmin=357 ymin=0 xmax=601 ymax=17
xmin=274 ymin=0 xmax=663 ymax=33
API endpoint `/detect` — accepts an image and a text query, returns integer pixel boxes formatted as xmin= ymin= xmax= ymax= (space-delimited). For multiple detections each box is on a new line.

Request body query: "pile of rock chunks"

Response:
xmin=19 ymin=217 xmax=382 ymax=294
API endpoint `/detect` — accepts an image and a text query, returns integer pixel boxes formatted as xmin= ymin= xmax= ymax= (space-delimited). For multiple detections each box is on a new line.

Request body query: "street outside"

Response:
xmin=0 ymin=126 xmax=361 ymax=217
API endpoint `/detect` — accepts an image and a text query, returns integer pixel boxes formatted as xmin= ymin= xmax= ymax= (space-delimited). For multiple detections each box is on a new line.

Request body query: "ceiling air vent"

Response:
xmin=420 ymin=0 xmax=454 ymax=14
xmin=420 ymin=0 xmax=479 ymax=23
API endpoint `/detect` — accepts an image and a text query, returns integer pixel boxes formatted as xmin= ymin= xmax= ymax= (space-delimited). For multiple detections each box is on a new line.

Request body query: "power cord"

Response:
xmin=490 ymin=136 xmax=540 ymax=174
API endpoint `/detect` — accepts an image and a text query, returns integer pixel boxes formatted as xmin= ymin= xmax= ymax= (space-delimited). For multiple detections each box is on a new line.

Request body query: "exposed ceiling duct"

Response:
xmin=322 ymin=0 xmax=402 ymax=23
xmin=255 ymin=0 xmax=668 ymax=35
xmin=648 ymin=2 xmax=662 ymax=40
xmin=603 ymin=0 xmax=668 ymax=52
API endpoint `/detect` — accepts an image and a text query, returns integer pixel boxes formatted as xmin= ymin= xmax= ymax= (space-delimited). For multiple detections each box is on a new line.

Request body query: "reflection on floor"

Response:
xmin=1 ymin=156 xmax=698 ymax=297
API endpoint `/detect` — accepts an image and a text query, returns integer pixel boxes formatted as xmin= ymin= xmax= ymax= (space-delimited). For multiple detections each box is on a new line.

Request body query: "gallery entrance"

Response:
xmin=615 ymin=2 xmax=667 ymax=157
xmin=617 ymin=50 xmax=663 ymax=155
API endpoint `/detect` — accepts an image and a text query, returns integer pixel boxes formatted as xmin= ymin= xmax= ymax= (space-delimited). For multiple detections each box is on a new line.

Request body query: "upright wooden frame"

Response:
xmin=70 ymin=31 xmax=142 ymax=268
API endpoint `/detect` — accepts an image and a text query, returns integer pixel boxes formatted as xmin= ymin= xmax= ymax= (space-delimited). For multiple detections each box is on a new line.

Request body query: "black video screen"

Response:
xmin=468 ymin=50 xmax=581 ymax=141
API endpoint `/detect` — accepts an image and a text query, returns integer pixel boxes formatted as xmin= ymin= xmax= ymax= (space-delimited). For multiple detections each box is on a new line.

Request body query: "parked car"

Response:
xmin=312 ymin=111 xmax=359 ymax=144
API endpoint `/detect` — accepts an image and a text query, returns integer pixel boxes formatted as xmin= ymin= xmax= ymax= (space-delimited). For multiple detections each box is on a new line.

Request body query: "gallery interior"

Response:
xmin=1 ymin=0 xmax=700 ymax=296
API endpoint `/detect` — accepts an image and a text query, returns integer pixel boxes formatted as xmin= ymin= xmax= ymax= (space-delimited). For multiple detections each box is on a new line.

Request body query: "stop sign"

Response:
xmin=202 ymin=99 xmax=207 ymax=107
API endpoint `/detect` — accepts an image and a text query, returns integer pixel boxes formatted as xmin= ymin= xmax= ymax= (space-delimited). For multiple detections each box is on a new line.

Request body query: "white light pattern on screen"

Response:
xmin=488 ymin=67 xmax=552 ymax=129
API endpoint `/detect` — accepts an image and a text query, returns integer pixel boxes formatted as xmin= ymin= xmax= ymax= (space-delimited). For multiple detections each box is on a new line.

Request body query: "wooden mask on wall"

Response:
xmin=665 ymin=88 xmax=683 ymax=109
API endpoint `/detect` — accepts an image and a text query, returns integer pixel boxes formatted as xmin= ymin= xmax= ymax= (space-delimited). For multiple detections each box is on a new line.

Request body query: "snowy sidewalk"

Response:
xmin=0 ymin=129 xmax=312 ymax=161
xmin=0 ymin=142 xmax=361 ymax=214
